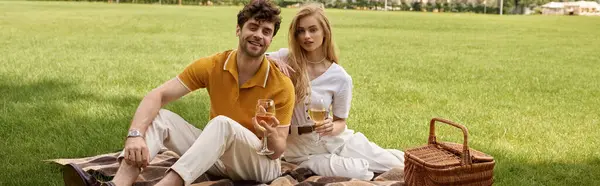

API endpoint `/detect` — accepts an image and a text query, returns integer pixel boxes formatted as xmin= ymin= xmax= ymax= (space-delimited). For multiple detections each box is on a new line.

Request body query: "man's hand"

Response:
xmin=253 ymin=115 xmax=286 ymax=159
xmin=124 ymin=137 xmax=149 ymax=168
xmin=252 ymin=115 xmax=279 ymax=138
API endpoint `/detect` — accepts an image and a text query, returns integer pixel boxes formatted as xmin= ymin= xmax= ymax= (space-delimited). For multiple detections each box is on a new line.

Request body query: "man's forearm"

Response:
xmin=129 ymin=91 xmax=164 ymax=135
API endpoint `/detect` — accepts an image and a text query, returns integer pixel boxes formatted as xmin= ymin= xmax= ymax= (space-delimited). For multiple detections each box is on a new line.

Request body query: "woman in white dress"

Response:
xmin=266 ymin=3 xmax=404 ymax=181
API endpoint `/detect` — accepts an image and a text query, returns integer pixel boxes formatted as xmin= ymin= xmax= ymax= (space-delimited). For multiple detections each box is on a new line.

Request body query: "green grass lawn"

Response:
xmin=1 ymin=1 xmax=599 ymax=185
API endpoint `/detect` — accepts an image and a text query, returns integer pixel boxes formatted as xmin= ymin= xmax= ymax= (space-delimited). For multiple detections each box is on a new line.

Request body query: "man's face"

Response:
xmin=236 ymin=18 xmax=275 ymax=58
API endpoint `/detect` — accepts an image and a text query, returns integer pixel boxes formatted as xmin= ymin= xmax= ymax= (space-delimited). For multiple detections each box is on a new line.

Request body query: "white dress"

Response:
xmin=267 ymin=48 xmax=404 ymax=180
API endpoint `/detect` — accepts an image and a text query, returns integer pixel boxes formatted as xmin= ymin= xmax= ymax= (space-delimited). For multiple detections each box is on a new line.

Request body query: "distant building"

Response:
xmin=541 ymin=1 xmax=600 ymax=15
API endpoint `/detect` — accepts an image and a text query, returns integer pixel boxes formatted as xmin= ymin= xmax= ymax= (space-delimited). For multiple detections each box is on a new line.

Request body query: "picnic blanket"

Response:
xmin=48 ymin=149 xmax=405 ymax=186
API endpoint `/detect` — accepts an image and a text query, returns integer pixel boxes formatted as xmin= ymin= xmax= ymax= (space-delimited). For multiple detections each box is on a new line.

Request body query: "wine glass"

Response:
xmin=255 ymin=99 xmax=276 ymax=155
xmin=309 ymin=98 xmax=327 ymax=144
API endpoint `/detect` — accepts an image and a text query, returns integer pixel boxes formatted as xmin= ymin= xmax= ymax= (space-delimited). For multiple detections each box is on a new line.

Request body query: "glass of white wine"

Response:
xmin=255 ymin=99 xmax=276 ymax=155
xmin=309 ymin=98 xmax=327 ymax=144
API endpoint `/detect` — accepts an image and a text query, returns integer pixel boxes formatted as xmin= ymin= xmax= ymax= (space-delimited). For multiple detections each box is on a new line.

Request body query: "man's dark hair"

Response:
xmin=237 ymin=0 xmax=282 ymax=37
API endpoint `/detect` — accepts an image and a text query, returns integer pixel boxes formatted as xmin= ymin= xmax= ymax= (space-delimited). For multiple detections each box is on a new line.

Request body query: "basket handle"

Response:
xmin=428 ymin=118 xmax=472 ymax=165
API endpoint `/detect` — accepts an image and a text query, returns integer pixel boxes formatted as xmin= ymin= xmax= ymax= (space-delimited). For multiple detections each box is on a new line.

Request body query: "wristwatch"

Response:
xmin=127 ymin=129 xmax=143 ymax=138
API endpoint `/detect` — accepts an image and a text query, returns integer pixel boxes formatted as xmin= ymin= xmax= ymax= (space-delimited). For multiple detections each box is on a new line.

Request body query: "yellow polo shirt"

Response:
xmin=177 ymin=50 xmax=295 ymax=135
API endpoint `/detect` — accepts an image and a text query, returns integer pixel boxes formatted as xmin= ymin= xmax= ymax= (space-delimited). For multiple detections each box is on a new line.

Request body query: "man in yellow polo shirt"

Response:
xmin=63 ymin=1 xmax=294 ymax=186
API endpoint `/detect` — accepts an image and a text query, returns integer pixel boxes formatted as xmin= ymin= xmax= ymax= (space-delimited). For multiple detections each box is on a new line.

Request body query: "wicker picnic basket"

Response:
xmin=404 ymin=118 xmax=495 ymax=186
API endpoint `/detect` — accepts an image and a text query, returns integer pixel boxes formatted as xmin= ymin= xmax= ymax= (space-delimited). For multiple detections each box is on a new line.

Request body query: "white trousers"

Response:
xmin=119 ymin=109 xmax=281 ymax=185
xmin=295 ymin=133 xmax=404 ymax=181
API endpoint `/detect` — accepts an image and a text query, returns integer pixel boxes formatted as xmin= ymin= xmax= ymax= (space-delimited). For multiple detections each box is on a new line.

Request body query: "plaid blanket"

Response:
xmin=49 ymin=150 xmax=405 ymax=186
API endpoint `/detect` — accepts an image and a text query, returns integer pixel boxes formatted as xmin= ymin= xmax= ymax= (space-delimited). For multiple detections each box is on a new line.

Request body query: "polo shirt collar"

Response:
xmin=223 ymin=50 xmax=270 ymax=88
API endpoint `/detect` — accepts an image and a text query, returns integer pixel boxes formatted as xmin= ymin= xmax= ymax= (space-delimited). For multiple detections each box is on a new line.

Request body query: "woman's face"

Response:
xmin=296 ymin=15 xmax=324 ymax=53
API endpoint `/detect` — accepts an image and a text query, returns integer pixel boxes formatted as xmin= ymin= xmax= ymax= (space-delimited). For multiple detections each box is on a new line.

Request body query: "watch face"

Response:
xmin=129 ymin=130 xmax=140 ymax=137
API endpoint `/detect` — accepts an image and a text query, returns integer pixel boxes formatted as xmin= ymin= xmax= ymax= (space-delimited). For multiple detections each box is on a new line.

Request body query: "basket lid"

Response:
xmin=405 ymin=145 xmax=462 ymax=168
xmin=405 ymin=118 xmax=495 ymax=168
xmin=405 ymin=143 xmax=494 ymax=168
xmin=438 ymin=142 xmax=494 ymax=163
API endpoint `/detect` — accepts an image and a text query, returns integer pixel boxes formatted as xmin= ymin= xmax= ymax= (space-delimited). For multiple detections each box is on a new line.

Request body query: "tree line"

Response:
xmin=32 ymin=0 xmax=581 ymax=14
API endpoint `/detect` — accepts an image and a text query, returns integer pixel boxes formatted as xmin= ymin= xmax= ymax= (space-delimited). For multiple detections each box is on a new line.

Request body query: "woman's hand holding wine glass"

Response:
xmin=309 ymin=98 xmax=329 ymax=144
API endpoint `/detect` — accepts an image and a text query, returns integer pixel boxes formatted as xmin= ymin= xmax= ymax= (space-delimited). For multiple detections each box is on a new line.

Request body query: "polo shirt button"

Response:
xmin=306 ymin=110 xmax=308 ymax=112
xmin=307 ymin=117 xmax=310 ymax=120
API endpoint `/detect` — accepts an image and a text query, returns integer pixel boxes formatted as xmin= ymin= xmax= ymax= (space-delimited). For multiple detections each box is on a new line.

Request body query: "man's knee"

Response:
xmin=212 ymin=115 xmax=232 ymax=122
xmin=149 ymin=109 xmax=177 ymax=131
xmin=157 ymin=109 xmax=174 ymax=117
xmin=205 ymin=115 xmax=239 ymax=132
xmin=152 ymin=109 xmax=175 ymax=126
xmin=208 ymin=115 xmax=234 ymax=126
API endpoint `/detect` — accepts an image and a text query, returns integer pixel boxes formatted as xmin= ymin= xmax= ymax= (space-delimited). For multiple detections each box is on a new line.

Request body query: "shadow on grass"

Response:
xmin=492 ymin=156 xmax=600 ymax=185
xmin=0 ymin=76 xmax=138 ymax=185
xmin=0 ymin=75 xmax=210 ymax=185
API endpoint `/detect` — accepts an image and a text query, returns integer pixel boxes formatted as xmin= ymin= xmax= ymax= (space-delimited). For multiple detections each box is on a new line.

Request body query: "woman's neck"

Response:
xmin=305 ymin=49 xmax=326 ymax=65
xmin=304 ymin=49 xmax=332 ymax=80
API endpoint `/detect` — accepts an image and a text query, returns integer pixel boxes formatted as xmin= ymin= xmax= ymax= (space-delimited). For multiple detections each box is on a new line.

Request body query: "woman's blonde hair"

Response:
xmin=287 ymin=3 xmax=339 ymax=103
